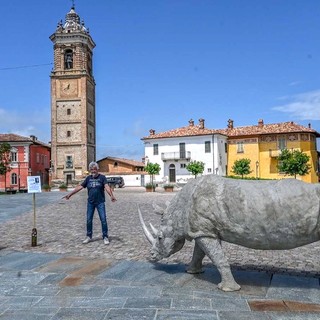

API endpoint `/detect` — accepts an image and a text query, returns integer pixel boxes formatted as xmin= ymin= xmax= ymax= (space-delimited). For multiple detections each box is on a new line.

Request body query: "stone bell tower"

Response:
xmin=49 ymin=5 xmax=96 ymax=183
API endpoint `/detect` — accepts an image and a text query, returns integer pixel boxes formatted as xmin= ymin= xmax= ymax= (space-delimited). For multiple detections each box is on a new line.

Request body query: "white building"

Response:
xmin=142 ymin=119 xmax=228 ymax=185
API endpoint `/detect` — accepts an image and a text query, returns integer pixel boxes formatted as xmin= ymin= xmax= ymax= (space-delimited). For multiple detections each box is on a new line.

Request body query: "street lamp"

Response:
xmin=255 ymin=161 xmax=259 ymax=178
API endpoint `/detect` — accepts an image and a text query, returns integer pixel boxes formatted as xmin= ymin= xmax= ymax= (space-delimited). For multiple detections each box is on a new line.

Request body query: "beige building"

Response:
xmin=49 ymin=5 xmax=96 ymax=184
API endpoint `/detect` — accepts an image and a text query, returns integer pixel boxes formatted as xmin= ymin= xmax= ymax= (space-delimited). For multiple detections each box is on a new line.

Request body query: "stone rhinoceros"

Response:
xmin=139 ymin=175 xmax=320 ymax=291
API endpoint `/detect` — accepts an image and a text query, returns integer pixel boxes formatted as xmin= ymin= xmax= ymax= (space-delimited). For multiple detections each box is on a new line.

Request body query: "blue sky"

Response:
xmin=1 ymin=0 xmax=320 ymax=160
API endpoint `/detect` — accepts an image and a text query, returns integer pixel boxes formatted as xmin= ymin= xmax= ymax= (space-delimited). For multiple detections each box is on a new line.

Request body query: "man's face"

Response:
xmin=90 ymin=166 xmax=98 ymax=177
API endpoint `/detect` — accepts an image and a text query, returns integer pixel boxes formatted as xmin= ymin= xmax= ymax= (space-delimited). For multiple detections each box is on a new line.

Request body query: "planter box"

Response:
xmin=164 ymin=187 xmax=174 ymax=192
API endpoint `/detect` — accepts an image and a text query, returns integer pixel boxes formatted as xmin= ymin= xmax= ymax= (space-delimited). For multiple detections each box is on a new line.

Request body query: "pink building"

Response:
xmin=0 ymin=134 xmax=51 ymax=193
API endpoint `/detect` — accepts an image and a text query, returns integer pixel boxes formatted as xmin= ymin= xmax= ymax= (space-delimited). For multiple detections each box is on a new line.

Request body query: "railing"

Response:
xmin=161 ymin=151 xmax=191 ymax=161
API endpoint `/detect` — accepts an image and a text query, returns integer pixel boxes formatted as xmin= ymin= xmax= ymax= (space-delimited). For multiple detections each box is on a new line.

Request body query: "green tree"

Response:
xmin=232 ymin=158 xmax=252 ymax=178
xmin=0 ymin=142 xmax=11 ymax=176
xmin=186 ymin=160 xmax=205 ymax=178
xmin=277 ymin=148 xmax=311 ymax=179
xmin=144 ymin=162 xmax=161 ymax=191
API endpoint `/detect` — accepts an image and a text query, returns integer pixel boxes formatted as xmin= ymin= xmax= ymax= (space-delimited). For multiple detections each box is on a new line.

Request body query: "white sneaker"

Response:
xmin=82 ymin=236 xmax=91 ymax=244
xmin=103 ymin=237 xmax=110 ymax=245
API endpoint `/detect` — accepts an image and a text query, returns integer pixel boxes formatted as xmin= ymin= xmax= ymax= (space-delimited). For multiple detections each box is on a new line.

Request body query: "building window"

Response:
xmin=67 ymin=108 xmax=71 ymax=115
xmin=180 ymin=163 xmax=186 ymax=168
xmin=11 ymin=151 xmax=17 ymax=162
xmin=36 ymin=153 xmax=40 ymax=163
xmin=225 ymin=143 xmax=227 ymax=153
xmin=153 ymin=144 xmax=159 ymax=155
xmin=237 ymin=142 xmax=244 ymax=153
xmin=11 ymin=173 xmax=17 ymax=185
xmin=278 ymin=137 xmax=286 ymax=150
xmin=114 ymin=162 xmax=118 ymax=167
xmin=179 ymin=143 xmax=186 ymax=159
xmin=66 ymin=156 xmax=73 ymax=169
xmin=41 ymin=155 xmax=44 ymax=165
xmin=67 ymin=131 xmax=71 ymax=137
xmin=205 ymin=141 xmax=211 ymax=153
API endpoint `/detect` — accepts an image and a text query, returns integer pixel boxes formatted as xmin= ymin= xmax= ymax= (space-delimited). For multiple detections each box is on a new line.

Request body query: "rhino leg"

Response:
xmin=186 ymin=241 xmax=205 ymax=274
xmin=196 ymin=237 xmax=241 ymax=292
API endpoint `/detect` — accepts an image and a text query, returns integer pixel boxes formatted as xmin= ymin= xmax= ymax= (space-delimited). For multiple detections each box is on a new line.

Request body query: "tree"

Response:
xmin=232 ymin=158 xmax=252 ymax=178
xmin=277 ymin=148 xmax=311 ymax=179
xmin=0 ymin=142 xmax=11 ymax=176
xmin=186 ymin=160 xmax=205 ymax=178
xmin=144 ymin=162 xmax=161 ymax=191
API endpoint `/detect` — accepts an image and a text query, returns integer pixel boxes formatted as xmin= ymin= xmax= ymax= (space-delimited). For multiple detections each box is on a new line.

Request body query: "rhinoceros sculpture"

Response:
xmin=139 ymin=175 xmax=320 ymax=291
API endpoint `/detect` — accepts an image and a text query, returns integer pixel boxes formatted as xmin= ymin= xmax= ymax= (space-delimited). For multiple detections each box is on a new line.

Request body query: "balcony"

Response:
xmin=161 ymin=151 xmax=191 ymax=161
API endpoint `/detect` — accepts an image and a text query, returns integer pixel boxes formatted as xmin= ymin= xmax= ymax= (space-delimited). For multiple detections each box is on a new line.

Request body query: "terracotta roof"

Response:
xmin=142 ymin=125 xmax=222 ymax=140
xmin=142 ymin=120 xmax=320 ymax=140
xmin=218 ymin=121 xmax=320 ymax=137
xmin=97 ymin=156 xmax=145 ymax=167
xmin=0 ymin=133 xmax=51 ymax=147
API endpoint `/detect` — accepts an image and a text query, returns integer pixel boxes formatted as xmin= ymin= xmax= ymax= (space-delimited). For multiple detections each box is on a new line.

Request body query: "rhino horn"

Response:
xmin=149 ymin=223 xmax=158 ymax=236
xmin=138 ymin=206 xmax=155 ymax=245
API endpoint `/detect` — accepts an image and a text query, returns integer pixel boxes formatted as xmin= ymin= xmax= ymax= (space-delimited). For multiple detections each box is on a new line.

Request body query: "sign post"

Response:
xmin=27 ymin=176 xmax=41 ymax=247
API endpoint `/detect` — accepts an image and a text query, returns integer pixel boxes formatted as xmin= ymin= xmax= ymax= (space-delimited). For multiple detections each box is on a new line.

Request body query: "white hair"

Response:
xmin=89 ymin=161 xmax=99 ymax=170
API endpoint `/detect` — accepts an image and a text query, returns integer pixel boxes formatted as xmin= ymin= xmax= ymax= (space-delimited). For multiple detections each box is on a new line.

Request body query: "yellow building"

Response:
xmin=220 ymin=119 xmax=320 ymax=183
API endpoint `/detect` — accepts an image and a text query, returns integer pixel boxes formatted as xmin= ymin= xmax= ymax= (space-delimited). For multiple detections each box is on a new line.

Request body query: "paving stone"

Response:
xmin=156 ymin=309 xmax=218 ymax=320
xmin=105 ymin=285 xmax=162 ymax=298
xmin=105 ymin=308 xmax=156 ymax=320
xmin=50 ymin=307 xmax=107 ymax=320
xmin=124 ymin=297 xmax=172 ymax=309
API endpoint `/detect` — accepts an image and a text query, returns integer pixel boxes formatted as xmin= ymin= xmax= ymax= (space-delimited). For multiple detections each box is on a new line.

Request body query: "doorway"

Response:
xmin=169 ymin=164 xmax=176 ymax=183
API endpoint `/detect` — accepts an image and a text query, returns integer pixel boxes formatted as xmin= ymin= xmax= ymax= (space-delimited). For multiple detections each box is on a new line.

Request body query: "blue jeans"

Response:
xmin=86 ymin=202 xmax=108 ymax=239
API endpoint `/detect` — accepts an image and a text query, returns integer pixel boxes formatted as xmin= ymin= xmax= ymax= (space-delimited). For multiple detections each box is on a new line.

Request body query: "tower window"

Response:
xmin=67 ymin=131 xmax=71 ymax=137
xmin=67 ymin=108 xmax=71 ymax=115
xmin=64 ymin=49 xmax=73 ymax=69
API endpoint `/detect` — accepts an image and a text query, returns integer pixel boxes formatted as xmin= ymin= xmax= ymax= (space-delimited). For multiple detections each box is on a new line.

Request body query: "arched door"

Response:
xmin=169 ymin=164 xmax=176 ymax=183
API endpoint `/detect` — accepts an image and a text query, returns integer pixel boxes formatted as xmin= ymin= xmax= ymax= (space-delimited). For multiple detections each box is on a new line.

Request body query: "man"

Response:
xmin=63 ymin=162 xmax=116 ymax=245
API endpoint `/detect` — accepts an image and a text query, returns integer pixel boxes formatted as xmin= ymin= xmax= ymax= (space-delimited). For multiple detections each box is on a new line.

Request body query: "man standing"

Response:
xmin=63 ymin=162 xmax=116 ymax=245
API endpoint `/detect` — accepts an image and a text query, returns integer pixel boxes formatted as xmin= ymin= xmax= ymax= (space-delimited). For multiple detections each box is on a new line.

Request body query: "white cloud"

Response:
xmin=0 ymin=107 xmax=50 ymax=142
xmin=272 ymin=90 xmax=320 ymax=120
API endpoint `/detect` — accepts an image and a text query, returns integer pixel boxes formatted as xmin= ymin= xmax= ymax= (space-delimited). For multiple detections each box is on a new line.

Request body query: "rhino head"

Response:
xmin=138 ymin=205 xmax=185 ymax=261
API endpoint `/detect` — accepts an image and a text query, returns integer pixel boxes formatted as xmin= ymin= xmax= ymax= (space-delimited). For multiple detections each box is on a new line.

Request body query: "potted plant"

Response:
xmin=163 ymin=184 xmax=175 ymax=192
xmin=42 ymin=184 xmax=51 ymax=192
xmin=144 ymin=162 xmax=161 ymax=192
xmin=145 ymin=182 xmax=156 ymax=192
xmin=59 ymin=183 xmax=68 ymax=191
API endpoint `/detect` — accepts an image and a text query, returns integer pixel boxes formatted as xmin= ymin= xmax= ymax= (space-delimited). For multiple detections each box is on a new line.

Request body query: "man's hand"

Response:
xmin=110 ymin=195 xmax=117 ymax=202
xmin=62 ymin=194 xmax=71 ymax=200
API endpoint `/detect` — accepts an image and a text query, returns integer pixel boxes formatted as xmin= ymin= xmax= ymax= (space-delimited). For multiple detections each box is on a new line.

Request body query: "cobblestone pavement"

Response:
xmin=1 ymin=187 xmax=320 ymax=319
xmin=1 ymin=187 xmax=319 ymax=277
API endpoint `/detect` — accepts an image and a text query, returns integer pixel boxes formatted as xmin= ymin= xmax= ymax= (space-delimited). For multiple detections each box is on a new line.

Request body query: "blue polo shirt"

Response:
xmin=81 ymin=174 xmax=108 ymax=205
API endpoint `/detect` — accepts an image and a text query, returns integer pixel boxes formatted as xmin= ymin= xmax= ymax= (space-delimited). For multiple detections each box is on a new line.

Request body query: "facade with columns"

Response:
xmin=49 ymin=6 xmax=96 ymax=184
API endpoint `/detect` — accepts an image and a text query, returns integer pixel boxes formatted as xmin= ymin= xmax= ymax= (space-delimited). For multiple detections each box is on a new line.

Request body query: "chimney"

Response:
xmin=30 ymin=135 xmax=37 ymax=141
xmin=227 ymin=119 xmax=234 ymax=129
xmin=199 ymin=118 xmax=205 ymax=129
xmin=189 ymin=119 xmax=194 ymax=127
xmin=149 ymin=129 xmax=155 ymax=136
xmin=258 ymin=119 xmax=264 ymax=127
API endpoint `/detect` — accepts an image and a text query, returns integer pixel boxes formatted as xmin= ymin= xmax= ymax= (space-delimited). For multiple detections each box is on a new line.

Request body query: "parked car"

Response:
xmin=106 ymin=176 xmax=125 ymax=188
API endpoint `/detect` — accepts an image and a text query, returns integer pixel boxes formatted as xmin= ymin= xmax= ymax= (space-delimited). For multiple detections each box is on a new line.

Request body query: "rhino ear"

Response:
xmin=152 ymin=203 xmax=165 ymax=215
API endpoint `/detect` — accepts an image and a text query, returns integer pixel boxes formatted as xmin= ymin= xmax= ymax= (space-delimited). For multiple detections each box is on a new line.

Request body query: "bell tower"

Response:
xmin=49 ymin=5 xmax=96 ymax=182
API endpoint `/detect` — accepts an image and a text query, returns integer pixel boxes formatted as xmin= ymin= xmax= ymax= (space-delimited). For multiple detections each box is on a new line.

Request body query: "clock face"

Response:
xmin=61 ymin=81 xmax=77 ymax=96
